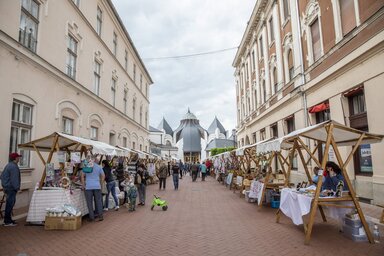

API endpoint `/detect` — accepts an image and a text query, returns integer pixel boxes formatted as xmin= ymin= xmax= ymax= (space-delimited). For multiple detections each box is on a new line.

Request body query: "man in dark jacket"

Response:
xmin=1 ymin=153 xmax=22 ymax=226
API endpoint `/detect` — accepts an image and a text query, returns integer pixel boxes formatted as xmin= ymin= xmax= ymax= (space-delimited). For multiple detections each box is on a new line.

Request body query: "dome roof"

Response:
xmin=183 ymin=108 xmax=197 ymax=120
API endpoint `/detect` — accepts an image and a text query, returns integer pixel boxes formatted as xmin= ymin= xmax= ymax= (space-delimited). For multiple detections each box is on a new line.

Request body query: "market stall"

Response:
xmin=19 ymin=132 xmax=128 ymax=223
xmin=256 ymin=120 xmax=383 ymax=244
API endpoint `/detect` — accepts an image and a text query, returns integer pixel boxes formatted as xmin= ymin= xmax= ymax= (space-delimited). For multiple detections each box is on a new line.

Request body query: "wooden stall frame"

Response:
xmin=270 ymin=122 xmax=382 ymax=244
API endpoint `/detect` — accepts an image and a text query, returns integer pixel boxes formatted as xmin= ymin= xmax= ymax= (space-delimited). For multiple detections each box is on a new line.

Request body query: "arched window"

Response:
xmin=288 ymin=49 xmax=294 ymax=80
xmin=273 ymin=67 xmax=278 ymax=94
xmin=262 ymin=80 xmax=266 ymax=103
xmin=132 ymin=98 xmax=136 ymax=120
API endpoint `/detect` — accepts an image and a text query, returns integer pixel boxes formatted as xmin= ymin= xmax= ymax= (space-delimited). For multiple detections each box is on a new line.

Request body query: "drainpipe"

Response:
xmin=294 ymin=0 xmax=308 ymax=127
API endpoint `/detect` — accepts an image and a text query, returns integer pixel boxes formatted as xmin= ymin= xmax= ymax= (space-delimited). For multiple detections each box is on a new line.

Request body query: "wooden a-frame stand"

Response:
xmin=275 ymin=122 xmax=377 ymax=244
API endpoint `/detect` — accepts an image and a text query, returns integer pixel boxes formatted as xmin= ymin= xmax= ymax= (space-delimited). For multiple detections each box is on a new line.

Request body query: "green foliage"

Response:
xmin=210 ymin=147 xmax=236 ymax=156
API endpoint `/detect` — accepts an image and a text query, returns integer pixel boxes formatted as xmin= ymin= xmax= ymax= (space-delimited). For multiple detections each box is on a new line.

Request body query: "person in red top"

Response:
xmin=205 ymin=159 xmax=212 ymax=176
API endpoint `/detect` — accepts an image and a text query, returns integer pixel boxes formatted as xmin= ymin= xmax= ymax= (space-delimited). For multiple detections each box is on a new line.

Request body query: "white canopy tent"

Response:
xmin=19 ymin=132 xmax=128 ymax=157
xmin=257 ymin=120 xmax=383 ymax=154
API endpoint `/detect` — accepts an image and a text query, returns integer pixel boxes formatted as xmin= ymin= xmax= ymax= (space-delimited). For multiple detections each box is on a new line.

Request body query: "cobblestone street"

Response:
xmin=0 ymin=175 xmax=383 ymax=256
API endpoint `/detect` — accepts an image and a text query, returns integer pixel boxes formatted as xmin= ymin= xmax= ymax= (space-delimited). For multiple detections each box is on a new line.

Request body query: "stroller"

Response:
xmin=151 ymin=195 xmax=168 ymax=211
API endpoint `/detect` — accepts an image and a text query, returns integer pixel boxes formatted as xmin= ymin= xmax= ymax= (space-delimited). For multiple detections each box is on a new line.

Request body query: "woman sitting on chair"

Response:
xmin=322 ymin=161 xmax=348 ymax=192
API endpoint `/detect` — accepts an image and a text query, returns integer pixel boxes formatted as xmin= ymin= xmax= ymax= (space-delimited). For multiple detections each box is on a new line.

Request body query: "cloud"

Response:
xmin=112 ymin=0 xmax=254 ymax=132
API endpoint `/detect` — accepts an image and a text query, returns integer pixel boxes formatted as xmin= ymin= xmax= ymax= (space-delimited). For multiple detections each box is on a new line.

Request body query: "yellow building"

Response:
xmin=0 ymin=0 xmax=152 ymax=216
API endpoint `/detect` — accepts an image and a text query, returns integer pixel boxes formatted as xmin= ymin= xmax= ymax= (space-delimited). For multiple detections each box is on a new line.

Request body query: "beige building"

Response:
xmin=233 ymin=0 xmax=384 ymax=205
xmin=0 ymin=0 xmax=153 ymax=215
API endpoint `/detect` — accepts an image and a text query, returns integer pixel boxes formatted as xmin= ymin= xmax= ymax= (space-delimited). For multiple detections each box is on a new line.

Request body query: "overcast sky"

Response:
xmin=112 ymin=0 xmax=255 ymax=132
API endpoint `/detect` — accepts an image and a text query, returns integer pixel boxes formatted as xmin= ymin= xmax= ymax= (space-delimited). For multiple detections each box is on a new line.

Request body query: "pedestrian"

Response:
xmin=157 ymin=162 xmax=168 ymax=190
xmin=191 ymin=162 xmax=199 ymax=182
xmin=0 ymin=152 xmax=22 ymax=226
xmin=179 ymin=160 xmax=184 ymax=179
xmin=200 ymin=161 xmax=207 ymax=181
xmin=206 ymin=159 xmax=212 ymax=176
xmin=172 ymin=162 xmax=180 ymax=190
xmin=167 ymin=161 xmax=171 ymax=176
xmin=81 ymin=156 xmax=105 ymax=222
xmin=121 ymin=177 xmax=137 ymax=211
xmin=136 ymin=163 xmax=149 ymax=206
xmin=196 ymin=161 xmax=201 ymax=178
xmin=102 ymin=160 xmax=119 ymax=211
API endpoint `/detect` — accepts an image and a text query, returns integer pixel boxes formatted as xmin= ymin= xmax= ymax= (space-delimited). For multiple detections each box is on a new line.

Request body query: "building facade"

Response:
xmin=0 ymin=0 xmax=153 ymax=215
xmin=233 ymin=0 xmax=384 ymax=205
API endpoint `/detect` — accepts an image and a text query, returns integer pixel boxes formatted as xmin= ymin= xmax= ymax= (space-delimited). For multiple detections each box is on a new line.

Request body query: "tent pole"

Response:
xmin=39 ymin=134 xmax=59 ymax=189
xmin=304 ymin=123 xmax=333 ymax=245
xmin=330 ymin=136 xmax=374 ymax=243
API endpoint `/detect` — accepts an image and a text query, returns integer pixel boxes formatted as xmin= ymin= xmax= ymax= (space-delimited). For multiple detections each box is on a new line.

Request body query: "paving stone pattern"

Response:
xmin=0 ymin=175 xmax=383 ymax=256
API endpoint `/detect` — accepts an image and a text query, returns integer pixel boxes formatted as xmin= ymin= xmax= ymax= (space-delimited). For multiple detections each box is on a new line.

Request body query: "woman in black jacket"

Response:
xmin=102 ymin=160 xmax=119 ymax=211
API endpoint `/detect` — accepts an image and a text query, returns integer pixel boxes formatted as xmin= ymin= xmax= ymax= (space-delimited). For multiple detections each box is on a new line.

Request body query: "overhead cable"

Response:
xmin=142 ymin=46 xmax=238 ymax=61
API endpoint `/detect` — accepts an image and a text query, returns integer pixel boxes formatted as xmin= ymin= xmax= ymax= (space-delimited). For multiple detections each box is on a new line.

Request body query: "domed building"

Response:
xmin=174 ymin=109 xmax=206 ymax=162
xmin=149 ymin=109 xmax=236 ymax=162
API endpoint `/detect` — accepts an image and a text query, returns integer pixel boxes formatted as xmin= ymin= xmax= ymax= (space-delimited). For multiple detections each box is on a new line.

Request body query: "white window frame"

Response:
xmin=124 ymin=50 xmax=128 ymax=71
xmin=331 ymin=0 xmax=361 ymax=43
xmin=113 ymin=32 xmax=117 ymax=56
xmin=111 ymin=78 xmax=116 ymax=107
xmin=303 ymin=1 xmax=324 ymax=66
xmin=19 ymin=0 xmax=40 ymax=52
xmin=267 ymin=14 xmax=275 ymax=45
xmin=96 ymin=6 xmax=102 ymax=36
xmin=90 ymin=126 xmax=98 ymax=140
xmin=279 ymin=0 xmax=290 ymax=26
xmin=66 ymin=34 xmax=78 ymax=79
xmin=62 ymin=116 xmax=74 ymax=135
xmin=283 ymin=33 xmax=294 ymax=83
xmin=123 ymin=88 xmax=128 ymax=114
xmin=93 ymin=61 xmax=101 ymax=95
xmin=10 ymin=100 xmax=33 ymax=168
xmin=258 ymin=34 xmax=264 ymax=60
xmin=132 ymin=97 xmax=136 ymax=120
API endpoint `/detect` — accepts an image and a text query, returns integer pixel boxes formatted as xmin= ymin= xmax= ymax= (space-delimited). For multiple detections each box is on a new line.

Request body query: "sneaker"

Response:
xmin=114 ymin=206 xmax=119 ymax=211
xmin=98 ymin=217 xmax=104 ymax=222
xmin=4 ymin=222 xmax=17 ymax=227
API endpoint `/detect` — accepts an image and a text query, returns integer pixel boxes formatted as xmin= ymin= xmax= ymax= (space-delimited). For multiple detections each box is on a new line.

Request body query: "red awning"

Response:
xmin=309 ymin=102 xmax=329 ymax=113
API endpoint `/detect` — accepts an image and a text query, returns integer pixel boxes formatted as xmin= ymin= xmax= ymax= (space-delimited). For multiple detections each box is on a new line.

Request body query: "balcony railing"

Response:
xmin=19 ymin=28 xmax=37 ymax=52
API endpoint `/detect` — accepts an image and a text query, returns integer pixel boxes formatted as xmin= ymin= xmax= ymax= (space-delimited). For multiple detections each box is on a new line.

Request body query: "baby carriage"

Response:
xmin=151 ymin=195 xmax=168 ymax=211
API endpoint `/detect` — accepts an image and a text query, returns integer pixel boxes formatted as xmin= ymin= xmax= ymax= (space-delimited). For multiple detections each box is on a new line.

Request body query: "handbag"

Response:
xmin=101 ymin=182 xmax=107 ymax=195
xmin=136 ymin=174 xmax=142 ymax=184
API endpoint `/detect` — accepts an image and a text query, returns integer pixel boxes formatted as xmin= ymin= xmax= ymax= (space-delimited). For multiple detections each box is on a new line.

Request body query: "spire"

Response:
xmin=157 ymin=117 xmax=173 ymax=136
xmin=207 ymin=116 xmax=226 ymax=136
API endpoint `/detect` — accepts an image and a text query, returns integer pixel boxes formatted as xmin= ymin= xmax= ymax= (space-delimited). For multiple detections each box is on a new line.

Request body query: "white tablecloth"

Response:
xmin=280 ymin=188 xmax=313 ymax=225
xmin=26 ymin=189 xmax=89 ymax=223
xmin=280 ymin=188 xmax=354 ymax=226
